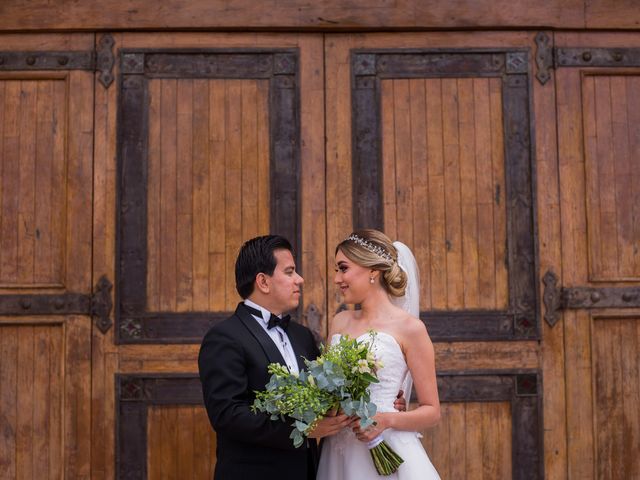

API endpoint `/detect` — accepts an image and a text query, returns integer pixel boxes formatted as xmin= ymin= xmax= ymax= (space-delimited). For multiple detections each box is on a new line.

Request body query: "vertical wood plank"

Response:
xmin=425 ymin=79 xmax=446 ymax=310
xmin=0 ymin=326 xmax=18 ymax=479
xmin=147 ymin=80 xmax=162 ymax=312
xmin=619 ymin=319 xmax=640 ymax=477
xmin=594 ymin=76 xmax=618 ymax=279
xmin=448 ymin=403 xmax=466 ymax=479
xmin=298 ymin=34 xmax=326 ymax=334
xmin=176 ymin=79 xmax=194 ymax=312
xmin=66 ymin=72 xmax=93 ymax=293
xmin=17 ymin=81 xmax=37 ymax=284
xmin=0 ymin=82 xmax=20 ymax=283
xmin=534 ymin=38 xmax=567 ymax=479
xmin=50 ymin=78 xmax=67 ymax=287
xmin=177 ymin=407 xmax=195 ymax=479
xmin=557 ymin=63 xmax=593 ymax=479
xmin=441 ymin=78 xmax=463 ymax=309
xmin=381 ymin=80 xmax=397 ymax=240
xmin=465 ymin=403 xmax=483 ymax=480
xmin=192 ymin=79 xmax=210 ymax=311
xmin=256 ymin=79 xmax=270 ymax=236
xmin=473 ymin=78 xmax=496 ymax=309
xmin=489 ymin=77 xmax=508 ymax=308
xmin=0 ymin=81 xmax=4 ymax=282
xmin=224 ymin=81 xmax=242 ymax=310
xmin=16 ymin=326 xmax=34 ymax=479
xmin=394 ymin=79 xmax=413 ymax=247
xmin=49 ymin=324 xmax=63 ymax=479
xmin=34 ymin=81 xmax=54 ymax=284
xmin=208 ymin=80 xmax=226 ymax=311
xmin=65 ymin=316 xmax=91 ymax=479
xmin=457 ymin=78 xmax=479 ymax=308
xmin=160 ymin=79 xmax=178 ymax=311
xmin=32 ymin=326 xmax=50 ymax=478
xmin=628 ymin=77 xmax=640 ymax=276
xmin=241 ymin=81 xmax=259 ymax=242
xmin=609 ymin=76 xmax=633 ymax=278
xmin=582 ymin=75 xmax=601 ymax=280
xmin=409 ymin=79 xmax=431 ymax=308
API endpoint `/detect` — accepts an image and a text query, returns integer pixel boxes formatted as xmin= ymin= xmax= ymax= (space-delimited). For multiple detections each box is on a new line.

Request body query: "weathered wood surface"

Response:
xmin=555 ymin=31 xmax=640 ymax=480
xmin=6 ymin=0 xmax=638 ymax=31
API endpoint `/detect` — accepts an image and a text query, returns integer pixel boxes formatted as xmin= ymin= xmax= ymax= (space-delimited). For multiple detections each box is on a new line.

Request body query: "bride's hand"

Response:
xmin=352 ymin=413 xmax=390 ymax=443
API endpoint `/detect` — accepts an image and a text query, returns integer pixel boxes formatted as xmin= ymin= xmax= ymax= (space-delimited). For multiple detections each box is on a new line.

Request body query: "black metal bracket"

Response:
xmin=0 ymin=275 xmax=113 ymax=333
xmin=533 ymin=32 xmax=640 ymax=86
xmin=542 ymin=269 xmax=640 ymax=327
xmin=0 ymin=33 xmax=116 ymax=89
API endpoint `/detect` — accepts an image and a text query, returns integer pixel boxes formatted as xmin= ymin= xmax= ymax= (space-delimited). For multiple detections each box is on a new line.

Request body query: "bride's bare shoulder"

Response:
xmin=328 ymin=309 xmax=355 ymax=337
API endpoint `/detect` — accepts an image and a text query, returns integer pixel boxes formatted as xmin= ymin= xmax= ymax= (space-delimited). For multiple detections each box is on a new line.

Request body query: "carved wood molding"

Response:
xmin=351 ymin=48 xmax=539 ymax=341
xmin=116 ymin=48 xmax=301 ymax=344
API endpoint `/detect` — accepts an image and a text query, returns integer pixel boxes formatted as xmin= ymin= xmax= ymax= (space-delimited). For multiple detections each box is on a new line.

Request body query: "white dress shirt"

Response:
xmin=244 ymin=298 xmax=299 ymax=374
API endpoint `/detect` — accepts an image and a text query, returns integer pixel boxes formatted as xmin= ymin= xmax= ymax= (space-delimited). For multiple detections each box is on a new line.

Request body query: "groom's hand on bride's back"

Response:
xmin=393 ymin=390 xmax=407 ymax=412
xmin=307 ymin=413 xmax=353 ymax=439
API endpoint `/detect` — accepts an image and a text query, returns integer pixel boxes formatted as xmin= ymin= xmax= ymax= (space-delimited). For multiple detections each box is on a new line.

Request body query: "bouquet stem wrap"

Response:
xmin=367 ymin=435 xmax=404 ymax=476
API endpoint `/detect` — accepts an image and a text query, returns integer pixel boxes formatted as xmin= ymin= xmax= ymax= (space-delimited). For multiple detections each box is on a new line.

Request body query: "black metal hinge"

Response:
xmin=0 ymin=33 xmax=115 ymax=88
xmin=535 ymin=31 xmax=640 ymax=86
xmin=542 ymin=270 xmax=640 ymax=327
xmin=0 ymin=275 xmax=114 ymax=334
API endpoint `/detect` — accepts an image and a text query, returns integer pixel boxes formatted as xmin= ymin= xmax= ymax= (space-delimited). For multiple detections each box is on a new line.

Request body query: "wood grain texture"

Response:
xmin=380 ymin=77 xmax=508 ymax=311
xmin=146 ymin=78 xmax=270 ymax=313
xmin=533 ymin=32 xmax=567 ymax=479
xmin=582 ymin=73 xmax=640 ymax=281
xmin=147 ymin=406 xmax=216 ymax=480
xmin=0 ymin=77 xmax=67 ymax=288
xmin=0 ymin=323 xmax=64 ymax=479
xmin=593 ymin=316 xmax=640 ymax=479
xmin=419 ymin=402 xmax=512 ymax=479
xmin=0 ymin=0 xmax=589 ymax=31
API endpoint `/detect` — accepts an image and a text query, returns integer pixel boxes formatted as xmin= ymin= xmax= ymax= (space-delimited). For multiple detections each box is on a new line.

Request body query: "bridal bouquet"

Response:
xmin=252 ymin=332 xmax=404 ymax=476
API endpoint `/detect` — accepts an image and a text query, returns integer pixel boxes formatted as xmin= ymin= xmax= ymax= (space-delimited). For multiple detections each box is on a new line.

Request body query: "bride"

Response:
xmin=317 ymin=229 xmax=441 ymax=480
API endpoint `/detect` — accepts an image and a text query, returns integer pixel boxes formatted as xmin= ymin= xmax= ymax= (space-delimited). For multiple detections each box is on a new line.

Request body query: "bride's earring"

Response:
xmin=370 ymin=277 xmax=375 ymax=284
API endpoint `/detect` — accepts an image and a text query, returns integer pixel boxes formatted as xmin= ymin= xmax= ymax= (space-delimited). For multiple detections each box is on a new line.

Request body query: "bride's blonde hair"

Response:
xmin=336 ymin=229 xmax=407 ymax=297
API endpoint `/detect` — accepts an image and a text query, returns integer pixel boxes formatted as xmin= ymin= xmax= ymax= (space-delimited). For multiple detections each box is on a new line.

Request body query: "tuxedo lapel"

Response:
xmin=235 ymin=303 xmax=287 ymax=367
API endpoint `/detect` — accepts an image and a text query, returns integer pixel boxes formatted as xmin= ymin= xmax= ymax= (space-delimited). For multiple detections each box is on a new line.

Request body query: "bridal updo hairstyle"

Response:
xmin=336 ymin=229 xmax=407 ymax=297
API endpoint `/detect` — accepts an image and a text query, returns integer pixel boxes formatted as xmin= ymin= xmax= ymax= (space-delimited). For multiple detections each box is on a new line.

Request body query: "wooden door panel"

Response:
xmin=117 ymin=49 xmax=300 ymax=344
xmin=421 ymin=402 xmax=512 ymax=479
xmin=146 ymin=78 xmax=270 ymax=313
xmin=380 ymin=76 xmax=508 ymax=311
xmin=582 ymin=74 xmax=640 ymax=281
xmin=592 ymin=315 xmax=640 ymax=479
xmin=0 ymin=35 xmax=95 ymax=480
xmin=553 ymin=32 xmax=640 ymax=480
xmin=147 ymin=406 xmax=216 ymax=480
xmin=326 ymin=33 xmax=542 ymax=480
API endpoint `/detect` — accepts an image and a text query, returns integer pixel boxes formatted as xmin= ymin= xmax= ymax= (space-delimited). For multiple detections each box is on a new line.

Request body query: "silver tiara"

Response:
xmin=346 ymin=234 xmax=393 ymax=262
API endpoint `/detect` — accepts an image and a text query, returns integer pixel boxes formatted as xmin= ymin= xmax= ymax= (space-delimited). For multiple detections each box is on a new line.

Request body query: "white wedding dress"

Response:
xmin=317 ymin=331 xmax=440 ymax=480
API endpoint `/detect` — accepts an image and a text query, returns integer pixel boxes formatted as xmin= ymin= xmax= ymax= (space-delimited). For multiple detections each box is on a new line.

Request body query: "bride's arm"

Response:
xmin=355 ymin=319 xmax=440 ymax=441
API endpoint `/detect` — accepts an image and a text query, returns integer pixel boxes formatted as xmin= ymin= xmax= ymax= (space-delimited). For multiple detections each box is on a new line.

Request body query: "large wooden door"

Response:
xmin=549 ymin=32 xmax=640 ymax=480
xmin=325 ymin=32 xmax=544 ymax=479
xmin=0 ymin=34 xmax=96 ymax=479
xmin=96 ymin=33 xmax=326 ymax=479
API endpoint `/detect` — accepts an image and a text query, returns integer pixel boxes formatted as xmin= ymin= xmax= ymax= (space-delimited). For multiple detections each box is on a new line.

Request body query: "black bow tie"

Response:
xmin=245 ymin=304 xmax=290 ymax=331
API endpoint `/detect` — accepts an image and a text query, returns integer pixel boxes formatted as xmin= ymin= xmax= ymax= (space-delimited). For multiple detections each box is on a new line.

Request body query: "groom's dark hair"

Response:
xmin=235 ymin=235 xmax=294 ymax=299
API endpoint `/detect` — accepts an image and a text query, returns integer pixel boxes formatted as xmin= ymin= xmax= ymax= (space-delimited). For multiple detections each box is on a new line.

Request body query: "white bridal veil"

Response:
xmin=390 ymin=241 xmax=421 ymax=399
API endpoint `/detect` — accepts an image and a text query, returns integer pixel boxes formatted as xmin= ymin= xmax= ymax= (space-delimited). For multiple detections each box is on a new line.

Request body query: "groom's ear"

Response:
xmin=255 ymin=272 xmax=270 ymax=294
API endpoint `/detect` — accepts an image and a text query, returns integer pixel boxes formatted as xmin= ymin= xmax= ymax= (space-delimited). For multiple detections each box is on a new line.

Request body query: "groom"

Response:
xmin=198 ymin=235 xmax=353 ymax=480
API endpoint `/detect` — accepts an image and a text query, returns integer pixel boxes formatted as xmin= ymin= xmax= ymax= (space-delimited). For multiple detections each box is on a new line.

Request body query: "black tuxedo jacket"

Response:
xmin=198 ymin=302 xmax=321 ymax=480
